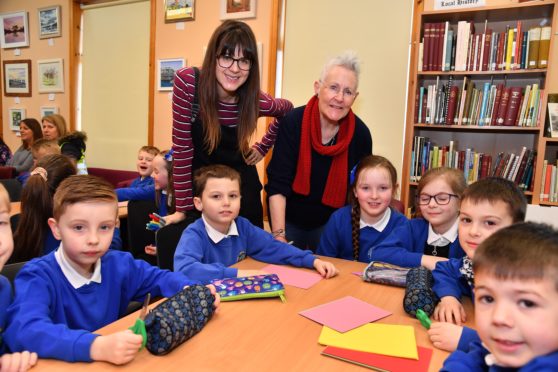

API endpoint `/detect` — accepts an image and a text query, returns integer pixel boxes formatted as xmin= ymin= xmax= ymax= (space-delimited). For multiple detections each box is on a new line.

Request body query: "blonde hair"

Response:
xmin=42 ymin=114 xmax=68 ymax=139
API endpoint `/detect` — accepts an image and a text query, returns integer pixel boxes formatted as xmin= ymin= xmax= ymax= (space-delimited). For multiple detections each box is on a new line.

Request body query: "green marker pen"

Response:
xmin=416 ymin=309 xmax=432 ymax=329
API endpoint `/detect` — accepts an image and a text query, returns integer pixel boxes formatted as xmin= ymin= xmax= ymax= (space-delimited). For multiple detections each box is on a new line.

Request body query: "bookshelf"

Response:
xmin=401 ymin=0 xmax=558 ymax=211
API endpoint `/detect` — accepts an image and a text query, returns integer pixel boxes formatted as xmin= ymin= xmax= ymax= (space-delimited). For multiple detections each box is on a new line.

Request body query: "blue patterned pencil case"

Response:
xmin=211 ymin=274 xmax=286 ymax=302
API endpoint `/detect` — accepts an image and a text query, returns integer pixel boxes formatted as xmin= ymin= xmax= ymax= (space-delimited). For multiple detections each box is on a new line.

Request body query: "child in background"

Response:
xmin=371 ymin=167 xmax=467 ymax=270
xmin=5 ymin=175 xmax=218 ymax=364
xmin=59 ymin=131 xmax=88 ymax=175
xmin=17 ymin=139 xmax=61 ymax=185
xmin=317 ymin=155 xmax=409 ymax=262
xmin=0 ymin=184 xmax=38 ymax=371
xmin=429 ymin=177 xmax=526 ymax=352
xmin=174 ymin=165 xmax=338 ymax=284
xmin=442 ymin=222 xmax=558 ymax=370
xmin=131 ymin=146 xmax=159 ymax=188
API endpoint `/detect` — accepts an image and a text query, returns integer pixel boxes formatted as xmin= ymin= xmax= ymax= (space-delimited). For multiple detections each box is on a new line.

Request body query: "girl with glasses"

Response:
xmin=167 ymin=20 xmax=293 ymax=228
xmin=370 ymin=167 xmax=467 ymax=270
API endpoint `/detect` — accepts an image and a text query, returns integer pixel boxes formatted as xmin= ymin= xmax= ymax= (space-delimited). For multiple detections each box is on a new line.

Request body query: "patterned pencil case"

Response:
xmin=211 ymin=274 xmax=286 ymax=303
xmin=362 ymin=261 xmax=410 ymax=287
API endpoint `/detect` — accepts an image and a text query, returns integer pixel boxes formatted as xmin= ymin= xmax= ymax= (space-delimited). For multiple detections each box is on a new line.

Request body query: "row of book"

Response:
xmin=414 ymin=77 xmax=543 ymax=126
xmin=419 ymin=21 xmax=551 ymax=72
xmin=410 ymin=137 xmax=535 ymax=191
xmin=540 ymin=160 xmax=558 ymax=202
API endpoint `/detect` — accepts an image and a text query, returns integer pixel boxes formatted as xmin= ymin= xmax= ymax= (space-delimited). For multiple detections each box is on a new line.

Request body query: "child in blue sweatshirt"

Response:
xmin=0 ymin=184 xmax=37 ymax=371
xmin=115 ymin=145 xmax=159 ymax=201
xmin=174 ymin=165 xmax=339 ymax=284
xmin=317 ymin=155 xmax=408 ymax=262
xmin=429 ymin=177 xmax=526 ymax=353
xmin=370 ymin=167 xmax=467 ymax=270
xmin=441 ymin=222 xmax=558 ymax=371
xmin=5 ymin=175 xmax=216 ymax=364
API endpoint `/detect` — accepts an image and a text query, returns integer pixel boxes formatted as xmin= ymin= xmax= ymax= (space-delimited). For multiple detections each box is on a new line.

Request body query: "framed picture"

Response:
xmin=3 ymin=60 xmax=32 ymax=97
xmin=165 ymin=0 xmax=195 ymax=23
xmin=220 ymin=0 xmax=256 ymax=20
xmin=548 ymin=102 xmax=558 ymax=138
xmin=38 ymin=6 xmax=61 ymax=39
xmin=40 ymin=106 xmax=58 ymax=117
xmin=0 ymin=11 xmax=29 ymax=48
xmin=158 ymin=58 xmax=185 ymax=91
xmin=37 ymin=58 xmax=64 ymax=93
xmin=8 ymin=108 xmax=26 ymax=131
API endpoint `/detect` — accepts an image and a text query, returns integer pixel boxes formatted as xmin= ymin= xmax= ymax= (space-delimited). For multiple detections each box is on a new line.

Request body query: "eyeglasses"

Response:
xmin=325 ymin=83 xmax=356 ymax=99
xmin=217 ymin=55 xmax=252 ymax=71
xmin=416 ymin=193 xmax=459 ymax=205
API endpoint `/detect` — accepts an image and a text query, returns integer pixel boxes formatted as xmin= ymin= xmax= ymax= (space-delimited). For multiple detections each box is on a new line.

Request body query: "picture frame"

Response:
xmin=38 ymin=6 xmax=61 ymax=39
xmin=0 ymin=11 xmax=29 ymax=48
xmin=37 ymin=58 xmax=64 ymax=93
xmin=158 ymin=58 xmax=185 ymax=91
xmin=3 ymin=60 xmax=32 ymax=97
xmin=8 ymin=108 xmax=26 ymax=131
xmin=548 ymin=102 xmax=558 ymax=138
xmin=40 ymin=106 xmax=59 ymax=118
xmin=164 ymin=0 xmax=195 ymax=23
xmin=220 ymin=0 xmax=256 ymax=20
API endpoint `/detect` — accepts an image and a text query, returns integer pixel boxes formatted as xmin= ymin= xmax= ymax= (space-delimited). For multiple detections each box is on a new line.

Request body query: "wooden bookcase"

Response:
xmin=401 ymin=0 xmax=558 ymax=211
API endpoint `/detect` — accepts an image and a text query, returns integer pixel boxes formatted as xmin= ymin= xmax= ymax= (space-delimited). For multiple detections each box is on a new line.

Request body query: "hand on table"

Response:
xmin=433 ymin=296 xmax=466 ymax=325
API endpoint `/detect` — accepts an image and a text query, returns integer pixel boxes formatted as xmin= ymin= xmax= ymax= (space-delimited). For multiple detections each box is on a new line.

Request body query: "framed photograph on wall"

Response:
xmin=158 ymin=58 xmax=185 ymax=91
xmin=3 ymin=60 xmax=32 ymax=97
xmin=549 ymin=102 xmax=558 ymax=138
xmin=164 ymin=0 xmax=195 ymax=23
xmin=220 ymin=0 xmax=256 ymax=20
xmin=0 ymin=11 xmax=29 ymax=48
xmin=8 ymin=108 xmax=26 ymax=131
xmin=40 ymin=106 xmax=59 ymax=117
xmin=38 ymin=6 xmax=61 ymax=39
xmin=37 ymin=58 xmax=64 ymax=93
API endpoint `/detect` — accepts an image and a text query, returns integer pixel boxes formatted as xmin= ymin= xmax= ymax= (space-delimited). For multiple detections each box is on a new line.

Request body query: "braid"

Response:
xmin=351 ymin=200 xmax=361 ymax=261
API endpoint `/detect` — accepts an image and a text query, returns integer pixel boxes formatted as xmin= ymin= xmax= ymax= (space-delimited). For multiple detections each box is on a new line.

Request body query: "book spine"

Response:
xmin=506 ymin=27 xmax=514 ymax=70
xmin=538 ymin=26 xmax=551 ymax=68
xmin=528 ymin=27 xmax=541 ymax=69
xmin=478 ymin=82 xmax=491 ymax=126
xmin=446 ymin=85 xmax=459 ymax=125
xmin=520 ymin=30 xmax=528 ymax=69
xmin=482 ymin=29 xmax=492 ymax=71
xmin=504 ymin=86 xmax=523 ymax=126
xmin=445 ymin=29 xmax=454 ymax=71
xmin=496 ymin=87 xmax=511 ymax=125
xmin=540 ymin=159 xmax=548 ymax=199
xmin=490 ymin=84 xmax=503 ymax=126
xmin=441 ymin=22 xmax=449 ymax=71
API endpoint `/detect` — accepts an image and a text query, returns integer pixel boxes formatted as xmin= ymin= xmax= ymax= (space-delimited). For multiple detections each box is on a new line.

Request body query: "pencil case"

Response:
xmin=362 ymin=261 xmax=410 ymax=287
xmin=144 ymin=284 xmax=215 ymax=355
xmin=211 ymin=274 xmax=286 ymax=303
xmin=403 ymin=267 xmax=439 ymax=317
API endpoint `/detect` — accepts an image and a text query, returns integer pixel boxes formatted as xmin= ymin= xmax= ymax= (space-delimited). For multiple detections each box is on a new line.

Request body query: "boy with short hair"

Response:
xmin=16 ymin=139 xmax=61 ymax=185
xmin=174 ymin=164 xmax=339 ymax=284
xmin=428 ymin=177 xmax=527 ymax=352
xmin=442 ymin=222 xmax=558 ymax=370
xmin=5 ymin=175 xmax=212 ymax=364
xmin=116 ymin=145 xmax=159 ymax=201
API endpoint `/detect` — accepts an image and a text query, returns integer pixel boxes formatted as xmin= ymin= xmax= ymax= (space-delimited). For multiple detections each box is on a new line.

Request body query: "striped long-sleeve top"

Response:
xmin=172 ymin=67 xmax=293 ymax=212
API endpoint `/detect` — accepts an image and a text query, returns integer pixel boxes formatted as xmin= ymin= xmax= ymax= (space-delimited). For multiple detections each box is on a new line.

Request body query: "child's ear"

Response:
xmin=47 ymin=218 xmax=62 ymax=240
xmin=193 ymin=197 xmax=203 ymax=212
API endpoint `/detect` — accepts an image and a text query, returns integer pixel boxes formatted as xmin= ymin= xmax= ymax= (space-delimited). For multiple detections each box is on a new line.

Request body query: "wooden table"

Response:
xmin=34 ymin=257 xmax=474 ymax=371
xmin=9 ymin=201 xmax=129 ymax=218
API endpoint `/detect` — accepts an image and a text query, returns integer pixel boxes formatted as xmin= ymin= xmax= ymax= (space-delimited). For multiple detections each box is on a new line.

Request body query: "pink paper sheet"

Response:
xmin=299 ymin=296 xmax=392 ymax=333
xmin=262 ymin=264 xmax=323 ymax=289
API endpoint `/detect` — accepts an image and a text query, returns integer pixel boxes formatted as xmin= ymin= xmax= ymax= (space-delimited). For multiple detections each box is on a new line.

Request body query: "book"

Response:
xmin=504 ymin=86 xmax=523 ymax=126
xmin=441 ymin=22 xmax=449 ymax=71
xmin=505 ymin=27 xmax=514 ymax=70
xmin=540 ymin=159 xmax=548 ymax=199
xmin=496 ymin=87 xmax=511 ymax=125
xmin=482 ymin=28 xmax=492 ymax=71
xmin=528 ymin=27 xmax=541 ymax=69
xmin=490 ymin=84 xmax=504 ymax=126
xmin=446 ymin=85 xmax=459 ymax=125
xmin=538 ymin=26 xmax=551 ymax=68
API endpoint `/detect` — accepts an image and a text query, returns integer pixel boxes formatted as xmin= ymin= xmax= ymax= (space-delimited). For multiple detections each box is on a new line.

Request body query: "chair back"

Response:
xmin=156 ymin=217 xmax=196 ymax=271
xmin=0 ymin=166 xmax=16 ymax=179
xmin=1 ymin=178 xmax=22 ymax=202
xmin=126 ymin=199 xmax=158 ymax=265
xmin=10 ymin=213 xmax=20 ymax=234
xmin=1 ymin=261 xmax=27 ymax=288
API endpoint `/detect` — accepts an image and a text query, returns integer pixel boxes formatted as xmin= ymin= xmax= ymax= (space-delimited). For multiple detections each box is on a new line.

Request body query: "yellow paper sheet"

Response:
xmin=318 ymin=323 xmax=418 ymax=360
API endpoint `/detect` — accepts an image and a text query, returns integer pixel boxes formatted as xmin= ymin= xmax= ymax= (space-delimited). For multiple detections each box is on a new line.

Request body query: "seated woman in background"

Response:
xmin=41 ymin=114 xmax=68 ymax=141
xmin=266 ymin=51 xmax=372 ymax=251
xmin=6 ymin=118 xmax=43 ymax=175
xmin=0 ymin=136 xmax=12 ymax=166
xmin=10 ymin=154 xmax=122 ymax=263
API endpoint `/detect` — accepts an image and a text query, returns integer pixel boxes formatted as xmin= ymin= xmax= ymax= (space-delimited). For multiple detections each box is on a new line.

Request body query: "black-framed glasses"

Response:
xmin=217 ymin=55 xmax=252 ymax=71
xmin=416 ymin=192 xmax=459 ymax=205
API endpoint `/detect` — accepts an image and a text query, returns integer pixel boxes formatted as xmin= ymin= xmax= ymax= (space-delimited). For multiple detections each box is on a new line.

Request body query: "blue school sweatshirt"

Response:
xmin=441 ymin=340 xmax=558 ymax=371
xmin=174 ymin=216 xmax=317 ymax=284
xmin=317 ymin=206 xmax=409 ymax=263
xmin=0 ymin=275 xmax=11 ymax=354
xmin=130 ymin=176 xmax=154 ymax=189
xmin=369 ymin=218 xmax=465 ymax=267
xmin=4 ymin=250 xmax=197 ymax=362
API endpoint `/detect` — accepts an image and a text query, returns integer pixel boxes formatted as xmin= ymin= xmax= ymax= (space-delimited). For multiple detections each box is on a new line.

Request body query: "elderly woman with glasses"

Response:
xmin=266 ymin=52 xmax=372 ymax=251
xmin=167 ymin=20 xmax=293 ymax=228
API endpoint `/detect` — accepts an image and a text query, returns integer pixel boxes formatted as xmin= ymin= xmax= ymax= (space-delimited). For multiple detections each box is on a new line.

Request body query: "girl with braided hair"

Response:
xmin=317 ymin=155 xmax=408 ymax=262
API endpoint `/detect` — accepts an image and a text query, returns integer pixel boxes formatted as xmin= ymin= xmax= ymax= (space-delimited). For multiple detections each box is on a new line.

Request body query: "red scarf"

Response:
xmin=292 ymin=95 xmax=355 ymax=208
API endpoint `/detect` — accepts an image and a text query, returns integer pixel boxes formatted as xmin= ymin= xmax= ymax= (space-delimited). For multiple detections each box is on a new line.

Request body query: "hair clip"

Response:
xmin=164 ymin=148 xmax=174 ymax=161
xmin=349 ymin=162 xmax=360 ymax=185
xmin=30 ymin=167 xmax=48 ymax=182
